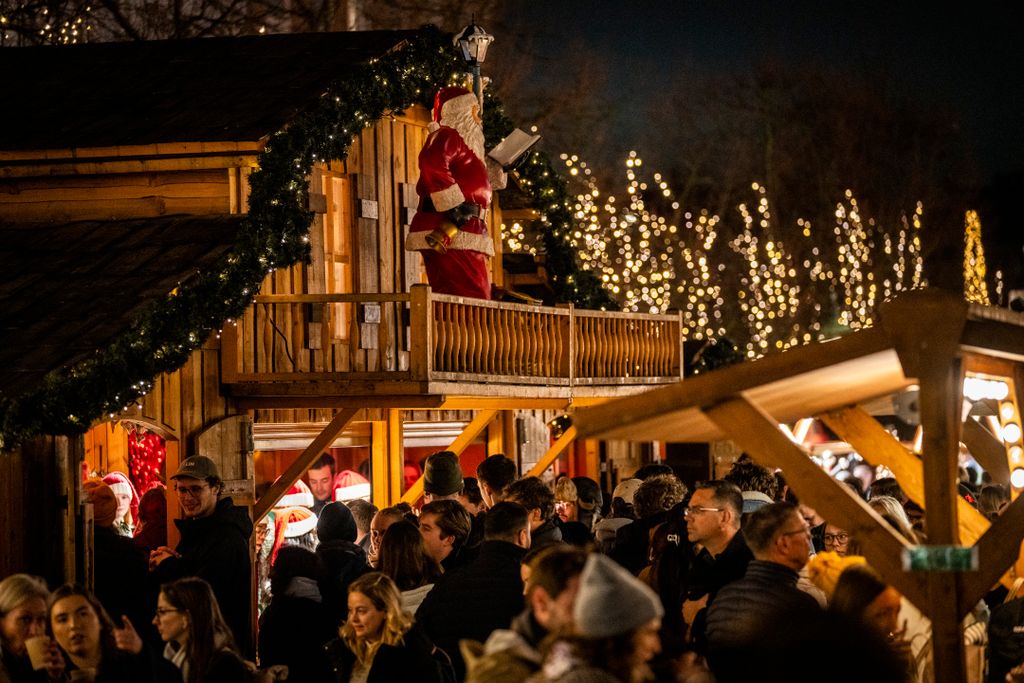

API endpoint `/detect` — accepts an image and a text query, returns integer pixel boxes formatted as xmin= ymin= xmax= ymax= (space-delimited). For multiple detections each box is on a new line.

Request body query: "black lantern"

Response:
xmin=455 ymin=21 xmax=493 ymax=107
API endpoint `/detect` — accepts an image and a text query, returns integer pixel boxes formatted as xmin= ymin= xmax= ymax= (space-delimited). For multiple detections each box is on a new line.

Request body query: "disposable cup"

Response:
xmin=24 ymin=635 xmax=50 ymax=670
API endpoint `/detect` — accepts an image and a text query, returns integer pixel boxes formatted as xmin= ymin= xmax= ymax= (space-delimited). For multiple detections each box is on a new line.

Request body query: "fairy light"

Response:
xmin=964 ymin=210 xmax=990 ymax=305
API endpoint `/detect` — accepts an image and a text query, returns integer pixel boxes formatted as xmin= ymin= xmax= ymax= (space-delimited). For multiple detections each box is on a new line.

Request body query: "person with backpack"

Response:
xmin=324 ymin=573 xmax=452 ymax=683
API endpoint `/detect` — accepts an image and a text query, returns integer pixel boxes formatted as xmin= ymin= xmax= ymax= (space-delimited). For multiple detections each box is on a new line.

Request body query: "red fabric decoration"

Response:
xmin=128 ymin=430 xmax=166 ymax=495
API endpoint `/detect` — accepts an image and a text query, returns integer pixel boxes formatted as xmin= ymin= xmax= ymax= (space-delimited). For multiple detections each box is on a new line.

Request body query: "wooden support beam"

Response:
xmin=962 ymin=489 xmax=1024 ymax=609
xmin=525 ymin=427 xmax=578 ymax=478
xmin=962 ymin=417 xmax=1010 ymax=486
xmin=400 ymin=409 xmax=498 ymax=505
xmin=879 ymin=291 xmax=969 ymax=683
xmin=387 ymin=409 xmax=403 ymax=503
xmin=254 ymin=408 xmax=358 ymax=520
xmin=820 ymin=407 xmax=990 ymax=546
xmin=704 ymin=396 xmax=929 ymax=611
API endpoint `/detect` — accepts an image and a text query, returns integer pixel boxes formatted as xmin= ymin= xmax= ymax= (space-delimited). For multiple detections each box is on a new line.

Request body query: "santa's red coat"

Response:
xmin=405 ymin=126 xmax=493 ymax=299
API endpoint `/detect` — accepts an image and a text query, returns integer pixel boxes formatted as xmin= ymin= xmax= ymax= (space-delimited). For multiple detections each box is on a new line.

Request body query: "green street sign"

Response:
xmin=902 ymin=545 xmax=978 ymax=572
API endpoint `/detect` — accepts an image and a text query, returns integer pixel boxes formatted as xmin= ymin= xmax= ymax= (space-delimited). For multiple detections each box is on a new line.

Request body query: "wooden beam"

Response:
xmin=962 ymin=417 xmax=1010 ymax=486
xmin=820 ymin=407 xmax=990 ymax=546
xmin=525 ymin=427 xmax=578 ymax=478
xmin=400 ymin=409 xmax=498 ymax=505
xmin=704 ymin=396 xmax=929 ymax=611
xmin=961 ymin=489 xmax=1024 ymax=609
xmin=387 ymin=409 xmax=403 ymax=503
xmin=254 ymin=408 xmax=358 ymax=519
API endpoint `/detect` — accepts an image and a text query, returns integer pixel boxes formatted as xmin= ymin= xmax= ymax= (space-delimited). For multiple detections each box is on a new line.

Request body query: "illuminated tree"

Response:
xmin=964 ymin=210 xmax=990 ymax=305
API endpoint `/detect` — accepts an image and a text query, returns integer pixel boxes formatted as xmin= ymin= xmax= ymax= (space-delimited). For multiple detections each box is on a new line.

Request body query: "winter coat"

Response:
xmin=258 ymin=586 xmax=336 ymax=683
xmin=323 ymin=623 xmax=447 ymax=683
xmin=153 ymin=497 xmax=253 ymax=657
xmin=315 ymin=539 xmax=368 ymax=626
xmin=93 ymin=525 xmax=154 ymax=641
xmin=417 ymin=540 xmax=528 ymax=681
xmin=531 ymin=519 xmax=564 ymax=550
xmin=67 ymin=645 xmax=182 ymax=683
xmin=705 ymin=559 xmax=821 ymax=672
xmin=608 ymin=510 xmax=671 ymax=575
xmin=462 ymin=609 xmax=548 ymax=683
xmin=0 ymin=644 xmax=48 ymax=683
xmin=400 ymin=584 xmax=434 ymax=614
xmin=686 ymin=530 xmax=753 ymax=653
xmin=525 ymin=640 xmax=624 ymax=683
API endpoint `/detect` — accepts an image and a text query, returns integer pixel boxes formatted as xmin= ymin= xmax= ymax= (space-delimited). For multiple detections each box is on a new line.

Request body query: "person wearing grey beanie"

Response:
xmin=532 ymin=553 xmax=664 ymax=682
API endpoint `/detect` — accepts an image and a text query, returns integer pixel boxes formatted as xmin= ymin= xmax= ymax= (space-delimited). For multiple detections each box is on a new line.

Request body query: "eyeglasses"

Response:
xmin=684 ymin=506 xmax=724 ymax=517
xmin=174 ymin=484 xmax=209 ymax=497
xmin=824 ymin=532 xmax=850 ymax=544
xmin=781 ymin=526 xmax=812 ymax=538
xmin=154 ymin=608 xmax=181 ymax=617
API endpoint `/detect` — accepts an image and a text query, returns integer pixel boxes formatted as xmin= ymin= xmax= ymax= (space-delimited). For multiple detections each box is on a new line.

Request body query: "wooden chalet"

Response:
xmin=567 ymin=289 xmax=1024 ymax=683
xmin=0 ymin=29 xmax=683 ymax=583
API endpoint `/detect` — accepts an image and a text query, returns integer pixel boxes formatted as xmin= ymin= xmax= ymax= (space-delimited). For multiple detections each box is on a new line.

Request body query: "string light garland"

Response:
xmin=963 ymin=210 xmax=990 ymax=305
xmin=0 ymin=27 xmax=607 ymax=449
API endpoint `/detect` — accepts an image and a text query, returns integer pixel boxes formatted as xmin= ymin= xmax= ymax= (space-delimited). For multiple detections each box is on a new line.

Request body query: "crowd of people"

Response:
xmin=0 ymin=449 xmax=1016 ymax=682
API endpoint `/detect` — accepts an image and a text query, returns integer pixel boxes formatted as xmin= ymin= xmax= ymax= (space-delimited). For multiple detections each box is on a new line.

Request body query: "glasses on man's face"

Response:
xmin=824 ymin=532 xmax=850 ymax=545
xmin=781 ymin=526 xmax=812 ymax=538
xmin=684 ymin=506 xmax=724 ymax=518
xmin=174 ymin=484 xmax=209 ymax=497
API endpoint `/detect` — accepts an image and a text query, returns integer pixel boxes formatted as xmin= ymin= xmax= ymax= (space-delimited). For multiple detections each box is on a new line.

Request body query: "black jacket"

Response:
xmin=609 ymin=509 xmax=672 ymax=575
xmin=416 ymin=540 xmax=528 ymax=681
xmin=93 ymin=525 xmax=154 ymax=643
xmin=315 ymin=539 xmax=369 ymax=627
xmin=705 ymin=559 xmax=821 ymax=673
xmin=66 ymin=645 xmax=181 ymax=683
xmin=259 ymin=594 xmax=336 ymax=683
xmin=153 ymin=497 xmax=253 ymax=657
xmin=686 ymin=530 xmax=753 ymax=654
xmin=530 ymin=519 xmax=563 ymax=550
xmin=324 ymin=623 xmax=448 ymax=683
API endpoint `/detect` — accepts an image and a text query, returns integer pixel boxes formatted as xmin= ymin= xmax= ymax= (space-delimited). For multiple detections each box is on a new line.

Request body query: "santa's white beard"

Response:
xmin=444 ymin=109 xmax=486 ymax=162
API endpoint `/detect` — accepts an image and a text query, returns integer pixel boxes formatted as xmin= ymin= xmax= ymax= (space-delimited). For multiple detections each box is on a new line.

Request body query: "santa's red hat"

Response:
xmin=333 ymin=469 xmax=371 ymax=502
xmin=431 ymin=86 xmax=478 ymax=128
xmin=103 ymin=471 xmax=139 ymax=524
xmin=269 ymin=506 xmax=317 ymax=564
xmin=275 ymin=479 xmax=314 ymax=508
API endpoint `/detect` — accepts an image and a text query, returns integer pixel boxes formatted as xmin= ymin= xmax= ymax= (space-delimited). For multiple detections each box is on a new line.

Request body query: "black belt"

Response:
xmin=421 ymin=198 xmax=484 ymax=217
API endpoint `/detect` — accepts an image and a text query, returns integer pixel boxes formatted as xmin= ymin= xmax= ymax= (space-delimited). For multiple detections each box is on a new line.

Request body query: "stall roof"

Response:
xmin=570 ymin=291 xmax=1024 ymax=443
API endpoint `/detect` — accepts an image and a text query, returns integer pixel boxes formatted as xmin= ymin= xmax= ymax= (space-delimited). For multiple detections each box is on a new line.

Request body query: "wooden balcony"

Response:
xmin=222 ymin=285 xmax=684 ymax=408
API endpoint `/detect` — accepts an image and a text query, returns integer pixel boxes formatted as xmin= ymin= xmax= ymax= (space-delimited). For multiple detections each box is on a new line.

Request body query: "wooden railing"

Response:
xmin=222 ymin=285 xmax=683 ymax=387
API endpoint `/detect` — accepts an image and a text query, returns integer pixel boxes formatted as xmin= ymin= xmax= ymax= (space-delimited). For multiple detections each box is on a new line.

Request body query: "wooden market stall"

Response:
xmin=568 ymin=289 xmax=1024 ymax=683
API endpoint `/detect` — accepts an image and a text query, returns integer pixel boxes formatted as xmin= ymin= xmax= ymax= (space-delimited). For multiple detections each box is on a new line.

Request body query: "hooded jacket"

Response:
xmin=154 ymin=496 xmax=253 ymax=657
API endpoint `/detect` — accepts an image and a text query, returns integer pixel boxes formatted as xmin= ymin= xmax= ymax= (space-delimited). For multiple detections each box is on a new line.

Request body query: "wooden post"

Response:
xmin=704 ymin=396 xmax=929 ymax=610
xmin=962 ymin=489 xmax=1024 ymax=609
xmin=254 ymin=408 xmax=358 ymax=520
xmin=961 ymin=418 xmax=1010 ymax=487
xmin=525 ymin=427 xmax=578 ymax=479
xmin=371 ymin=420 xmax=388 ymax=506
xmin=409 ymin=284 xmax=432 ymax=381
xmin=388 ymin=410 xmax=403 ymax=502
xmin=371 ymin=409 xmax=404 ymax=506
xmin=880 ymin=291 xmax=969 ymax=683
xmin=400 ymin=409 xmax=498 ymax=505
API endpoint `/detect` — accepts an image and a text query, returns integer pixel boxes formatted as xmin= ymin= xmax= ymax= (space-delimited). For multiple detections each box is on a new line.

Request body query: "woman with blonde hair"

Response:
xmin=324 ymin=572 xmax=448 ymax=683
xmin=0 ymin=574 xmax=62 ymax=681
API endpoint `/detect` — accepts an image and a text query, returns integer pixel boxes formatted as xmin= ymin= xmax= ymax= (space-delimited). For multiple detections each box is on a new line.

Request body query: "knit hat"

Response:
xmin=103 ymin=471 xmax=139 ymax=524
xmin=171 ymin=455 xmax=219 ymax=481
xmin=83 ymin=479 xmax=118 ymax=528
xmin=554 ymin=477 xmax=578 ymax=503
xmin=574 ymin=553 xmax=663 ymax=638
xmin=432 ymin=86 xmax=477 ymax=124
xmin=806 ymin=552 xmax=867 ymax=600
xmin=317 ymin=501 xmax=358 ymax=543
xmin=277 ymin=479 xmax=314 ymax=508
xmin=612 ymin=478 xmax=642 ymax=506
xmin=333 ymin=470 xmax=371 ymax=502
xmin=424 ymin=451 xmax=463 ymax=497
xmin=572 ymin=477 xmax=603 ymax=512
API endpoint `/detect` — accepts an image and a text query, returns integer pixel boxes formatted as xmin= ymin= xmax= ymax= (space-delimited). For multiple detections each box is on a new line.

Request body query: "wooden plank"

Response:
xmin=703 ymin=396 xmax=929 ymax=612
xmin=255 ymin=293 xmax=411 ymax=304
xmin=0 ymin=139 xmax=264 ymax=162
xmin=961 ymin=489 xmax=1024 ymax=609
xmin=388 ymin=409 xmax=403 ymax=502
xmin=400 ymin=409 xmax=499 ymax=505
xmin=0 ymin=196 xmax=231 ymax=221
xmin=253 ymin=407 xmax=359 ymax=520
xmin=0 ymin=155 xmax=260 ymax=178
xmin=820 ymin=407 xmax=990 ymax=546
xmin=525 ymin=426 xmax=577 ymax=478
xmin=962 ymin=417 xmax=1011 ymax=486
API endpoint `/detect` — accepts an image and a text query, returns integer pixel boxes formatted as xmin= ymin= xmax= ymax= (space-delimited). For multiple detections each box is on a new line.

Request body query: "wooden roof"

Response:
xmin=0 ymin=31 xmax=417 ymax=151
xmin=0 ymin=215 xmax=242 ymax=399
xmin=570 ymin=291 xmax=1024 ymax=442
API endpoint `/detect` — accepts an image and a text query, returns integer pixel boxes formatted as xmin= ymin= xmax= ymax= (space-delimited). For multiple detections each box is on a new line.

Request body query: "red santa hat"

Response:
xmin=103 ymin=471 xmax=139 ymax=524
xmin=333 ymin=469 xmax=371 ymax=502
xmin=269 ymin=506 xmax=317 ymax=564
xmin=430 ymin=86 xmax=478 ymax=132
xmin=275 ymin=479 xmax=314 ymax=508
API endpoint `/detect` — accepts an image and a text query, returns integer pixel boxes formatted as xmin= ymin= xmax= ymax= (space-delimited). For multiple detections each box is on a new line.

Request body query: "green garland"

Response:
xmin=0 ymin=26 xmax=614 ymax=449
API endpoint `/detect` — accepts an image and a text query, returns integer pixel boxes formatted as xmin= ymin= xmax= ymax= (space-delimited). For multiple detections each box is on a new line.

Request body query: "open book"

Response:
xmin=488 ymin=128 xmax=541 ymax=169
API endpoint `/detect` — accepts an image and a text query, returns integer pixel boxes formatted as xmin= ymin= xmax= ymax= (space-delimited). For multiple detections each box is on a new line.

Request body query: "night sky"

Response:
xmin=500 ymin=1 xmax=1023 ymax=183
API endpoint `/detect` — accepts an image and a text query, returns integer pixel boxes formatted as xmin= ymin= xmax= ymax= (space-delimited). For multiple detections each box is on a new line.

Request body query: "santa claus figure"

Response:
xmin=405 ymin=86 xmax=495 ymax=299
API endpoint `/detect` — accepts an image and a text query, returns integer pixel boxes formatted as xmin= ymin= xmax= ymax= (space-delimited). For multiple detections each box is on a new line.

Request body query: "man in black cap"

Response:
xmin=150 ymin=454 xmax=254 ymax=656
xmin=423 ymin=450 xmax=464 ymax=502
